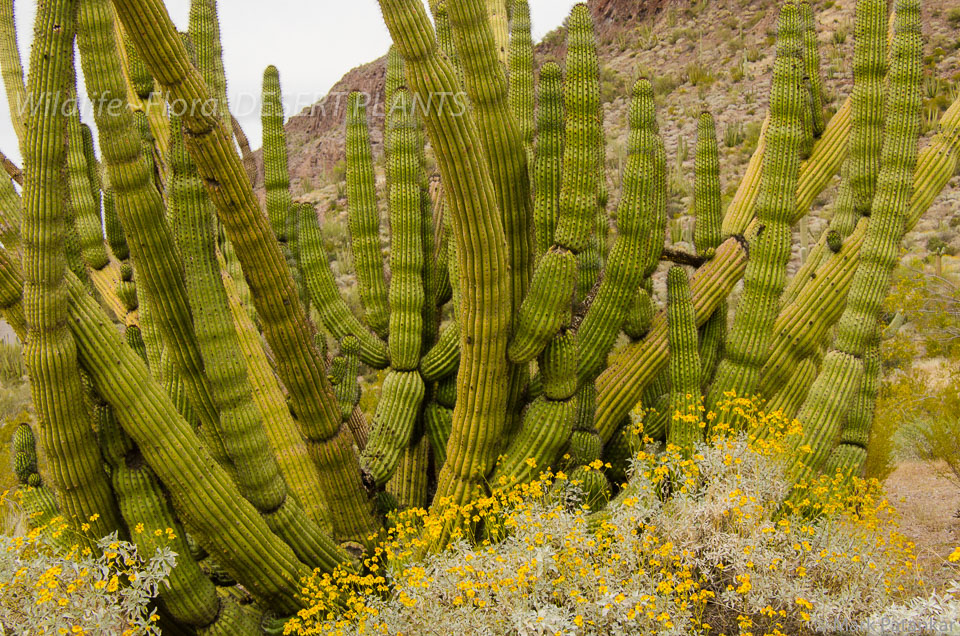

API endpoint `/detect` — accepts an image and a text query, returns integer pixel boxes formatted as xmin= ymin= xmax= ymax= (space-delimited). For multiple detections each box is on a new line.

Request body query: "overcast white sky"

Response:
xmin=0 ymin=0 xmax=578 ymax=164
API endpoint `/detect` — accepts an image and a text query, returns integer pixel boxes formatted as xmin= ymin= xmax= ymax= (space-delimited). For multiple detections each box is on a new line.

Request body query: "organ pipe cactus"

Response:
xmin=0 ymin=0 xmax=953 ymax=629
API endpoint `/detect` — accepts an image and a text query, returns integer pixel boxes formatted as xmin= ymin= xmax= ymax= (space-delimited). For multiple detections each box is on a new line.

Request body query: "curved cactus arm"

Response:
xmin=330 ymin=335 xmax=362 ymax=422
xmin=577 ymin=79 xmax=658 ymax=382
xmin=21 ymin=0 xmax=122 ymax=542
xmin=299 ymin=202 xmax=390 ymax=368
xmin=387 ymin=90 xmax=426 ymax=370
xmin=0 ymin=248 xmax=334 ymax=612
xmin=421 ymin=321 xmax=460 ymax=381
xmin=665 ymin=267 xmax=702 ymax=454
xmin=361 ymin=369 xmax=426 ymax=487
xmin=723 ymin=98 xmax=851 ymax=239
xmin=541 ymin=327 xmax=578 ymax=401
xmin=66 ymin=72 xmax=109 ymax=270
xmin=170 ymin=115 xmax=346 ymax=569
xmin=110 ymin=0 xmax=380 ymax=548
xmin=794 ymin=0 xmax=921 ymax=477
xmin=98 ymin=405 xmax=259 ymax=634
xmin=507 ymin=0 xmax=534 ymax=150
xmin=77 ymin=0 xmax=237 ymax=467
xmin=622 ymin=283 xmax=655 ymax=340
xmin=594 ymin=236 xmax=749 ymax=443
xmin=218 ymin=250 xmax=329 ymax=526
xmin=0 ymin=0 xmax=25 ymax=148
xmin=706 ymin=2 xmax=805 ymax=414
xmin=823 ymin=326 xmax=880 ymax=475
xmin=532 ymin=62 xmax=564 ymax=263
xmin=346 ymin=92 xmax=390 ymax=339
xmin=378 ymin=0 xmax=512 ymax=523
xmin=507 ymin=247 xmax=577 ymax=363
xmin=799 ymin=0 xmax=826 ymax=138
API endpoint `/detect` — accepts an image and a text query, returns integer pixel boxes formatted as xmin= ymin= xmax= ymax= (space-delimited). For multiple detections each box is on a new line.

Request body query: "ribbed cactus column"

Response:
xmin=262 ymin=65 xmax=292 ymax=242
xmin=77 ymin=0 xmax=235 ymax=471
xmin=532 ymin=62 xmax=563 ymax=262
xmin=378 ymin=0 xmax=512 ymax=522
xmin=97 ymin=403 xmax=259 ymax=634
xmin=793 ymin=0 xmax=921 ymax=477
xmin=665 ymin=267 xmax=702 ymax=454
xmin=0 ymin=0 xmax=25 ymax=148
xmin=346 ymin=92 xmax=389 ymax=339
xmin=706 ymin=2 xmax=804 ymax=416
xmin=10 ymin=424 xmax=67 ymax=545
xmin=20 ymin=0 xmax=121 ymax=543
xmin=510 ymin=5 xmax=599 ymax=364
xmin=798 ymin=0 xmax=825 ymax=138
xmin=576 ymin=79 xmax=658 ymax=383
xmin=299 ymin=203 xmax=389 ymax=368
xmin=66 ymin=75 xmax=109 ymax=271
xmin=694 ymin=112 xmax=726 ymax=391
xmin=111 ymin=0 xmax=381 ymax=547
xmin=361 ymin=90 xmax=429 ymax=486
xmin=508 ymin=0 xmax=534 ymax=150
xmin=169 ymin=115 xmax=348 ymax=568
xmin=188 ymin=0 xmax=231 ymax=138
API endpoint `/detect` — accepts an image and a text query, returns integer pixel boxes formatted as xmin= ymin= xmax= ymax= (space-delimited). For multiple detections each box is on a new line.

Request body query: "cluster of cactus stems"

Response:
xmin=0 ymin=0 xmax=956 ymax=626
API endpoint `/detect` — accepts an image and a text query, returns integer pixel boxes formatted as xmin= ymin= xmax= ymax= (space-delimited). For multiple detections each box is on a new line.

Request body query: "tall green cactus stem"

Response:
xmin=694 ymin=112 xmax=726 ymax=389
xmin=218 ymin=251 xmax=330 ymax=526
xmin=665 ymin=268 xmax=702 ymax=454
xmin=722 ymin=95 xmax=852 ymax=239
xmin=424 ymin=401 xmax=453 ymax=469
xmin=112 ymin=0 xmax=381 ymax=546
xmin=346 ymin=92 xmax=389 ymax=339
xmin=766 ymin=351 xmax=820 ymax=419
xmin=831 ymin=327 xmax=881 ymax=467
xmin=170 ymin=115 xmax=346 ymax=569
xmin=577 ymin=79 xmax=658 ymax=382
xmin=0 ymin=246 xmax=329 ymax=612
xmin=432 ymin=1 xmax=461 ymax=77
xmin=552 ymin=4 xmax=601 ymax=253
xmin=0 ymin=0 xmax=25 ymax=147
xmin=446 ymin=0 xmax=534 ymax=426
xmin=362 ymin=369 xmax=426 ymax=487
xmin=706 ymin=2 xmax=804 ymax=415
xmin=80 ymin=124 xmax=102 ymax=215
xmin=532 ymin=62 xmax=563 ymax=262
xmin=798 ymin=1 xmax=825 ymax=138
xmin=594 ymin=236 xmax=749 ymax=443
xmin=188 ymin=0 xmax=231 ymax=139
xmin=794 ymin=0 xmax=921 ymax=476
xmin=21 ymin=0 xmax=121 ymax=542
xmin=387 ymin=434 xmax=431 ymax=510
xmin=378 ymin=0 xmax=512 ymax=517
xmin=507 ymin=246 xmax=577 ymax=363
xmin=98 ymin=407 xmax=258 ymax=634
xmin=262 ymin=66 xmax=292 ymax=242
xmin=123 ymin=32 xmax=154 ymax=100
xmin=848 ymin=0 xmax=888 ymax=222
xmin=77 ymin=0 xmax=238 ymax=472
xmin=623 ymin=283 xmax=654 ymax=340
xmin=299 ymin=203 xmax=390 ymax=368
xmin=103 ymin=187 xmax=128 ymax=260
xmin=11 ymin=422 xmax=36 ymax=483
xmin=508 ymin=0 xmax=534 ymax=150
xmin=66 ymin=76 xmax=109 ymax=270
xmin=387 ymin=90 xmax=425 ymax=370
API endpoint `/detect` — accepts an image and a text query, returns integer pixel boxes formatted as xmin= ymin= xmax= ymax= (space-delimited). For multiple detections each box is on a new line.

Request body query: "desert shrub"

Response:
xmin=285 ymin=398 xmax=931 ymax=636
xmin=724 ymin=121 xmax=745 ymax=147
xmin=0 ymin=496 xmax=175 ymax=635
xmin=947 ymin=7 xmax=960 ymax=28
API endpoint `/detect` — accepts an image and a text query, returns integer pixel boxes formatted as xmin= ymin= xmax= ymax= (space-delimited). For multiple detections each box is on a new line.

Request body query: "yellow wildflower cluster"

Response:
xmin=286 ymin=396 xmax=926 ymax=635
xmin=0 ymin=491 xmax=176 ymax=635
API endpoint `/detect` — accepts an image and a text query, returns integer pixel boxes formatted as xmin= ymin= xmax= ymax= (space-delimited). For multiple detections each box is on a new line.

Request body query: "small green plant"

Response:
xmin=685 ymin=61 xmax=713 ymax=86
xmin=947 ymin=7 xmax=960 ymax=28
xmin=724 ymin=121 xmax=746 ymax=147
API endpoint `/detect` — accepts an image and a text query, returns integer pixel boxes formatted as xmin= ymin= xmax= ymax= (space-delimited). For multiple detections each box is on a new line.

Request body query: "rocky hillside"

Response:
xmin=260 ymin=0 xmax=960 ymax=277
